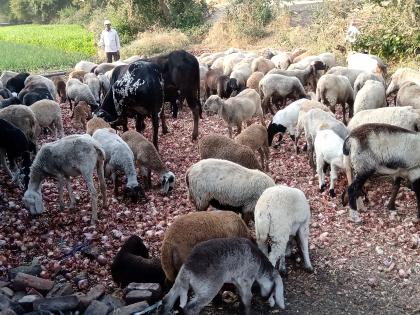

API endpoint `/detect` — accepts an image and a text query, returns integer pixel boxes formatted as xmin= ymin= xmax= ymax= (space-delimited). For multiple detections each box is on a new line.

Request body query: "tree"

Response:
xmin=10 ymin=0 xmax=72 ymax=22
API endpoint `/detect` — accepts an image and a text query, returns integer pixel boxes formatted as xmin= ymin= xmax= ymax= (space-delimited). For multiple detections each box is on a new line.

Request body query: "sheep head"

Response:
xmin=311 ymin=60 xmax=326 ymax=71
xmin=203 ymin=95 xmax=223 ymax=114
xmin=268 ymin=273 xmax=285 ymax=309
xmin=267 ymin=122 xmax=287 ymax=146
xmin=23 ymin=190 xmax=44 ymax=215
xmin=160 ymin=171 xmax=176 ymax=194
xmin=124 ymin=184 xmax=147 ymax=203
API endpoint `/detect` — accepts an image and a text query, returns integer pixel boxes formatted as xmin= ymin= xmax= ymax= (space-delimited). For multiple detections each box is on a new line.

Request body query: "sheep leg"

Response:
xmin=151 ymin=113 xmax=160 ymax=151
xmin=387 ymin=177 xmax=402 ymax=211
xmin=236 ymin=123 xmax=242 ymax=135
xmin=412 ymin=178 xmax=420 ymax=219
xmin=0 ymin=153 xmax=14 ymax=180
xmin=235 ymin=278 xmax=253 ymax=315
xmin=297 ymin=225 xmax=313 ymax=273
xmin=257 ymin=148 xmax=266 ymax=172
xmin=83 ymin=174 xmax=98 ymax=224
xmin=66 ymin=179 xmax=76 ymax=209
xmin=329 ymin=164 xmax=338 ymax=197
xmin=341 ymin=103 xmax=347 ymax=125
xmin=316 ymin=154 xmax=326 ymax=192
xmin=269 ymin=240 xmax=287 ymax=276
xmin=57 ymin=177 xmax=65 ymax=211
xmin=160 ymin=108 xmax=169 ymax=134
xmin=263 ymin=146 xmax=270 ymax=171
xmin=96 ymin=158 xmax=107 ymax=208
xmin=184 ymin=283 xmax=222 ymax=315
xmin=228 ymin=126 xmax=233 ymax=138
xmin=112 ymin=170 xmax=119 ymax=196
xmin=267 ymin=97 xmax=275 ymax=115
xmin=147 ymin=170 xmax=152 ymax=189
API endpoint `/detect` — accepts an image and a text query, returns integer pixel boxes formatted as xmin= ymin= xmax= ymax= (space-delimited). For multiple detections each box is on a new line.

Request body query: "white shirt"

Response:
xmin=99 ymin=28 xmax=121 ymax=52
xmin=346 ymin=25 xmax=360 ymax=43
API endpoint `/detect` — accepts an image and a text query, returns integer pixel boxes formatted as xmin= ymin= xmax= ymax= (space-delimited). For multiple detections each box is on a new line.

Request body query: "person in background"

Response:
xmin=346 ymin=20 xmax=360 ymax=48
xmin=99 ymin=20 xmax=121 ymax=63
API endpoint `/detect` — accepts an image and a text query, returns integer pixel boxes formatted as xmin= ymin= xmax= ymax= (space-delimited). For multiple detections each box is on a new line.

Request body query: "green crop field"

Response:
xmin=0 ymin=24 xmax=96 ymax=72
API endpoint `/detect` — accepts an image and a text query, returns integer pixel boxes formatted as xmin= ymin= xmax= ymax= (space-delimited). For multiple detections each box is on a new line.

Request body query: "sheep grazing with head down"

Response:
xmin=186 ymin=158 xmax=275 ymax=223
xmin=259 ymin=74 xmax=307 ymax=114
xmin=203 ymin=88 xmax=265 ymax=138
xmin=86 ymin=116 xmax=111 ymax=135
xmin=121 ymin=130 xmax=175 ymax=193
xmin=353 ymin=80 xmax=386 ymax=115
xmin=92 ymin=128 xmax=145 ymax=201
xmin=396 ymin=82 xmax=420 ymax=109
xmin=255 ymin=185 xmax=313 ymax=276
xmin=160 ymin=211 xmax=251 ymax=283
xmin=347 ymin=52 xmax=387 ymax=76
xmin=160 ymin=238 xmax=285 ymax=315
xmin=344 ymin=123 xmax=420 ymax=223
xmin=251 ymin=56 xmax=276 ymax=74
xmin=386 ymin=67 xmax=420 ymax=97
xmin=235 ymin=124 xmax=270 ymax=171
xmin=198 ymin=134 xmax=263 ymax=171
xmin=316 ymin=74 xmax=354 ymax=124
xmin=66 ymin=78 xmax=99 ymax=111
xmin=68 ymin=70 xmax=87 ymax=82
xmin=246 ymin=71 xmax=264 ymax=91
xmin=29 ymin=100 xmax=64 ymax=140
xmin=314 ymin=129 xmax=352 ymax=197
xmin=326 ymin=66 xmax=365 ymax=87
xmin=72 ymin=101 xmax=92 ymax=129
xmin=111 ymin=235 xmax=165 ymax=288
xmin=353 ymin=72 xmax=385 ymax=97
xmin=83 ymin=73 xmax=101 ymax=104
xmin=51 ymin=76 xmax=67 ymax=103
xmin=74 ymin=60 xmax=97 ymax=73
xmin=24 ymin=75 xmax=57 ymax=100
xmin=23 ymin=134 xmax=107 ymax=224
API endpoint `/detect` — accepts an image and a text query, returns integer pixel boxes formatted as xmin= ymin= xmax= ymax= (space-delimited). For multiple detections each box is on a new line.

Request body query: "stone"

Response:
xmin=79 ymin=285 xmax=105 ymax=307
xmin=17 ymin=295 xmax=40 ymax=312
xmin=100 ymin=294 xmax=124 ymax=313
xmin=81 ymin=246 xmax=101 ymax=260
xmin=9 ymin=260 xmax=42 ymax=280
xmin=109 ymin=301 xmax=149 ymax=315
xmin=46 ymin=283 xmax=74 ymax=298
xmin=0 ymin=288 xmax=13 ymax=298
xmin=26 ymin=289 xmax=43 ymax=298
xmin=83 ymin=300 xmax=109 ymax=315
xmin=33 ymin=295 xmax=80 ymax=312
xmin=125 ymin=290 xmax=153 ymax=304
xmin=126 ymin=283 xmax=161 ymax=296
xmin=0 ymin=309 xmax=17 ymax=315
xmin=0 ymin=294 xmax=25 ymax=315
xmin=13 ymin=273 xmax=54 ymax=292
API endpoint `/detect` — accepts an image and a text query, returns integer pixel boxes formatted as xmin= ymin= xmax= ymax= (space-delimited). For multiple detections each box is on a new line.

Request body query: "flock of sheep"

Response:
xmin=1 ymin=46 xmax=420 ymax=314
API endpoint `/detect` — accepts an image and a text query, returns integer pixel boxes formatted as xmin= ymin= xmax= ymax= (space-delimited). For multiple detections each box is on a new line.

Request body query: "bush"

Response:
xmin=352 ymin=3 xmax=420 ymax=60
xmin=168 ymin=0 xmax=208 ymax=29
xmin=120 ymin=28 xmax=190 ymax=57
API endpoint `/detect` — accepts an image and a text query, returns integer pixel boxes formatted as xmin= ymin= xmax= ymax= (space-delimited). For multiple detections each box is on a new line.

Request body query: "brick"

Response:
xmin=79 ymin=285 xmax=105 ymax=308
xmin=46 ymin=283 xmax=73 ymax=298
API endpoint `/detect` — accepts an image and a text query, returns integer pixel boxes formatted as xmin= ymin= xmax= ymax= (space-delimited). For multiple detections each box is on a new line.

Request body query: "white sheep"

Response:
xmin=185 ymin=158 xmax=275 ymax=223
xmin=396 ymin=82 xmax=420 ymax=109
xmin=223 ymin=52 xmax=245 ymax=75
xmin=29 ymin=100 xmax=64 ymax=139
xmin=259 ymin=74 xmax=307 ymax=114
xmin=203 ymin=88 xmax=265 ymax=138
xmin=22 ymin=134 xmax=107 ymax=224
xmin=0 ymin=71 xmax=18 ymax=87
xmin=314 ymin=129 xmax=352 ymax=197
xmin=121 ymin=130 xmax=175 ymax=193
xmin=386 ymin=68 xmax=420 ymax=96
xmin=255 ymin=185 xmax=313 ymax=275
xmin=74 ymin=60 xmax=98 ymax=73
xmin=271 ymin=52 xmax=292 ymax=70
xmin=347 ymin=52 xmax=386 ymax=76
xmin=353 ymin=80 xmax=386 ymax=114
xmin=326 ymin=66 xmax=365 ymax=87
xmin=92 ymin=128 xmax=144 ymax=200
xmin=316 ymin=74 xmax=354 ymax=124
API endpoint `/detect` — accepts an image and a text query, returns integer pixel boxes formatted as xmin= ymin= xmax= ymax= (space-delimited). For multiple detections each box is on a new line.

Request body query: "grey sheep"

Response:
xmin=353 ymin=72 xmax=385 ymax=97
xmin=66 ymin=78 xmax=99 ymax=111
xmin=386 ymin=67 xmax=420 ymax=96
xmin=83 ymin=73 xmax=101 ymax=104
xmin=353 ymin=80 xmax=386 ymax=115
xmin=316 ymin=74 xmax=354 ymax=124
xmin=29 ymin=100 xmax=64 ymax=140
xmin=74 ymin=60 xmax=97 ymax=73
xmin=24 ymin=75 xmax=57 ymax=100
xmin=396 ymin=82 xmax=420 ymax=109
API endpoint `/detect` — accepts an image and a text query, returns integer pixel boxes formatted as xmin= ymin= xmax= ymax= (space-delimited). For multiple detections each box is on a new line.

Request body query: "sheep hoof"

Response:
xmin=349 ymin=209 xmax=362 ymax=224
xmin=329 ymin=189 xmax=336 ymax=197
xmin=279 ymin=268 xmax=287 ymax=278
xmin=319 ymin=184 xmax=326 ymax=193
xmin=305 ymin=265 xmax=314 ymax=273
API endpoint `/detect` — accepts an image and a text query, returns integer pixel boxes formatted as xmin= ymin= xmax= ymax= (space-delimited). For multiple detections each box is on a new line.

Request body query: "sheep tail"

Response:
xmin=342 ymin=136 xmax=351 ymax=156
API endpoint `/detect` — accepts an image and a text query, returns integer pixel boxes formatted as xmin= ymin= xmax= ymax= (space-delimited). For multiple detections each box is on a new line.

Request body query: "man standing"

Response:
xmin=99 ymin=20 xmax=121 ymax=63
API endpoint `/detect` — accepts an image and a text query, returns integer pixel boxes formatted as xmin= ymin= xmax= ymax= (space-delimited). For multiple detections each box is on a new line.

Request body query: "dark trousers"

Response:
xmin=106 ymin=51 xmax=120 ymax=63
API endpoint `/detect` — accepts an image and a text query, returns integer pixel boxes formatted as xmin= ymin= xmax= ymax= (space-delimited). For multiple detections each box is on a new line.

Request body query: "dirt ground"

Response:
xmin=0 ymin=98 xmax=419 ymax=314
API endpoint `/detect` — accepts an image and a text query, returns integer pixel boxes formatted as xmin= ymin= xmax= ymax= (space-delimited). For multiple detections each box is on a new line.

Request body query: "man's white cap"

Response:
xmin=104 ymin=20 xmax=111 ymax=25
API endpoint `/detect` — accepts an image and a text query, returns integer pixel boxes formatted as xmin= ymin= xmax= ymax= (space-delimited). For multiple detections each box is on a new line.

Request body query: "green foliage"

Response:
xmin=167 ymin=0 xmax=208 ymax=29
xmin=9 ymin=0 xmax=71 ymax=22
xmin=352 ymin=3 xmax=420 ymax=59
xmin=0 ymin=41 xmax=89 ymax=72
xmin=0 ymin=24 xmax=95 ymax=55
xmin=226 ymin=0 xmax=274 ymax=41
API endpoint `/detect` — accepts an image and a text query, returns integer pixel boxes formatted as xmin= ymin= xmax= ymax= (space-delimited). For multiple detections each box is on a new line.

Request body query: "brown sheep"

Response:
xmin=246 ymin=71 xmax=264 ymax=91
xmin=68 ymin=70 xmax=87 ymax=82
xmin=51 ymin=76 xmax=66 ymax=103
xmin=86 ymin=117 xmax=111 ymax=135
xmin=72 ymin=101 xmax=92 ymax=129
xmin=204 ymin=69 xmax=223 ymax=99
xmin=160 ymin=211 xmax=251 ymax=282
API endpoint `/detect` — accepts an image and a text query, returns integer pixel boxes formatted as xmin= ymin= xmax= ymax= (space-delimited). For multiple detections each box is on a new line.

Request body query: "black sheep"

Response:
xmin=111 ymin=235 xmax=165 ymax=288
xmin=0 ymin=96 xmax=21 ymax=109
xmin=21 ymin=88 xmax=53 ymax=106
xmin=6 ymin=72 xmax=30 ymax=94
xmin=0 ymin=88 xmax=13 ymax=100
xmin=0 ymin=118 xmax=34 ymax=189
